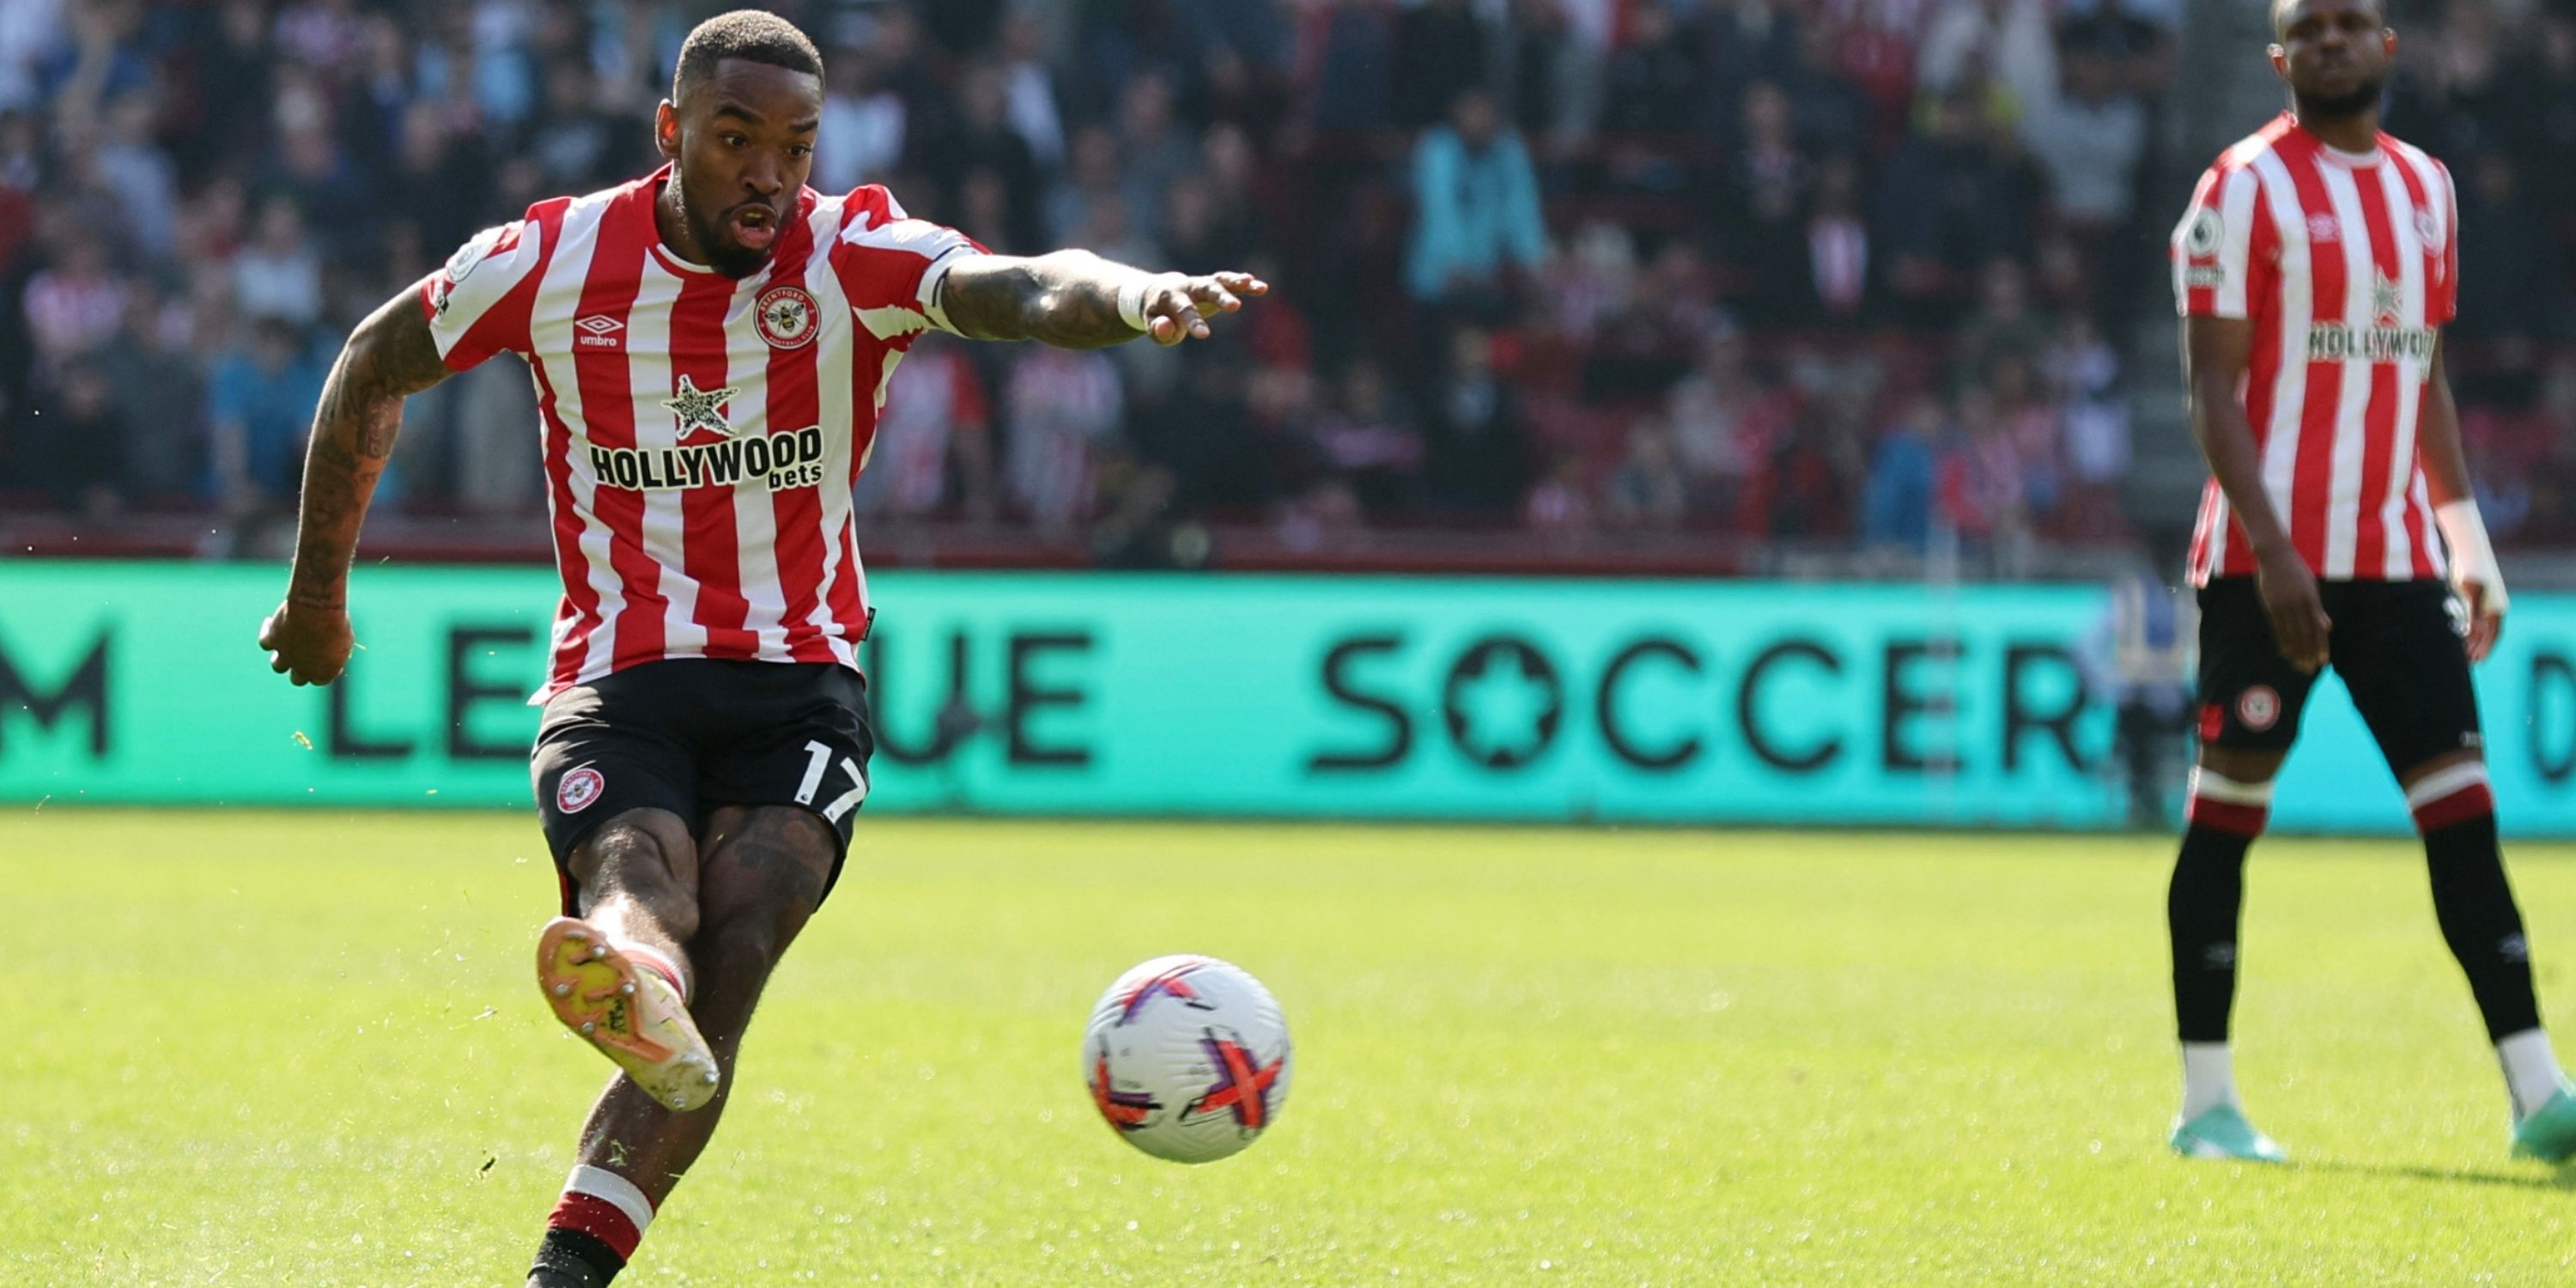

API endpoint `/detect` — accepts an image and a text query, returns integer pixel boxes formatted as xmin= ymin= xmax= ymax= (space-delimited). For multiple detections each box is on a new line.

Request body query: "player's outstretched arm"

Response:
xmin=939 ymin=251 xmax=1267 ymax=349
xmin=2184 ymin=314 xmax=2331 ymax=672
xmin=258 ymin=289 xmax=454 ymax=686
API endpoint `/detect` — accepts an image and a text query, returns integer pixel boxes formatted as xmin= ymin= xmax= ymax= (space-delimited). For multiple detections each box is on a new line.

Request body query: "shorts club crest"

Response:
xmin=557 ymin=765 xmax=606 ymax=814
xmin=2236 ymin=686 xmax=2281 ymax=732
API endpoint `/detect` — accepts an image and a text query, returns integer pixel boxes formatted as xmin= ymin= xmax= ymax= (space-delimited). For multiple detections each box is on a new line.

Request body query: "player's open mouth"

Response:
xmin=730 ymin=205 xmax=777 ymax=251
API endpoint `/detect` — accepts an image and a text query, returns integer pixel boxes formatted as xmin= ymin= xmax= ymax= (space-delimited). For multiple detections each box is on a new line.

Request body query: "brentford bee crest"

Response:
xmin=557 ymin=765 xmax=605 ymax=814
xmin=2415 ymin=208 xmax=2444 ymax=253
xmin=2237 ymin=686 xmax=2281 ymax=732
xmin=756 ymin=286 xmax=818 ymax=349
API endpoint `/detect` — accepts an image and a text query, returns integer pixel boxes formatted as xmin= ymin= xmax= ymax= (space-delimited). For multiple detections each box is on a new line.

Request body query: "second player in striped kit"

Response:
xmin=2160 ymin=0 xmax=2576 ymax=1166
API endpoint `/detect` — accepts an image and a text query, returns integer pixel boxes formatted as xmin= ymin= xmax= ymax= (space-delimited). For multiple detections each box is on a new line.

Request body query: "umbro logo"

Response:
xmin=574 ymin=315 xmax=625 ymax=349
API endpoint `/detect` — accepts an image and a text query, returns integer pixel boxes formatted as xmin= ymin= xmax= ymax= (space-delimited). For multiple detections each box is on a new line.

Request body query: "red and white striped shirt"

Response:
xmin=419 ymin=165 xmax=983 ymax=699
xmin=2171 ymin=114 xmax=2458 ymax=586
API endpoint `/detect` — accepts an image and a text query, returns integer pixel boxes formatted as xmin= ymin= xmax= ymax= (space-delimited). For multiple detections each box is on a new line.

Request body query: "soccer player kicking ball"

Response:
xmin=2165 ymin=0 xmax=2576 ymax=1165
xmin=256 ymin=13 xmax=1265 ymax=1285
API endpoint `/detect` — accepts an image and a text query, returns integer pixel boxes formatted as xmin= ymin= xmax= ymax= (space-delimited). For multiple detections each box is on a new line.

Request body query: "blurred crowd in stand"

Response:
xmin=0 ymin=0 xmax=2206 ymax=565
xmin=23 ymin=0 xmax=2573 ymax=573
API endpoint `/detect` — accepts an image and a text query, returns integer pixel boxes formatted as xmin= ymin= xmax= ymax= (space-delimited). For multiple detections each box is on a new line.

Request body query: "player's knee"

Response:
xmin=695 ymin=865 xmax=823 ymax=969
xmin=2196 ymin=746 xmax=2285 ymax=786
xmin=2399 ymin=748 xmax=2484 ymax=784
xmin=578 ymin=811 xmax=702 ymax=939
xmin=690 ymin=911 xmax=788 ymax=985
xmin=699 ymin=807 xmax=835 ymax=929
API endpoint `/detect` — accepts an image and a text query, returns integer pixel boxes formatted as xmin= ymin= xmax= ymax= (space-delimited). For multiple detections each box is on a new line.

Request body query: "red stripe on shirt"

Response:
xmin=763 ymin=204 xmax=838 ymax=664
xmin=2188 ymin=477 xmax=2218 ymax=580
xmin=532 ymin=354 xmax=595 ymax=694
xmin=2385 ymin=146 xmax=2440 ymax=315
xmin=2434 ymin=159 xmax=2460 ymax=325
xmin=2223 ymin=179 xmax=2284 ymax=580
xmin=2385 ymin=152 xmax=2443 ymax=577
xmin=2348 ymin=167 xmax=2403 ymax=577
xmin=2279 ymin=141 xmax=2344 ymax=577
xmin=827 ymin=332 xmax=888 ymax=644
xmin=668 ymin=267 xmax=759 ymax=659
xmin=827 ymin=197 xmax=895 ymax=641
xmin=483 ymin=201 xmax=597 ymax=697
xmin=829 ymin=238 xmax=874 ymax=648
xmin=829 ymin=518 xmax=867 ymax=644
xmin=571 ymin=183 xmax=666 ymax=674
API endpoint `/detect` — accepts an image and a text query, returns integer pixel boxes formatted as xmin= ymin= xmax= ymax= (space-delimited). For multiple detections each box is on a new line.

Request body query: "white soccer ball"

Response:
xmin=1082 ymin=954 xmax=1292 ymax=1163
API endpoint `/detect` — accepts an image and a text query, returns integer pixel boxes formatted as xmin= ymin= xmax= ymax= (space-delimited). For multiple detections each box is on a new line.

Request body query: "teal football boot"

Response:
xmin=2511 ymin=1084 xmax=2576 ymax=1163
xmin=2170 ymin=1104 xmax=2288 ymax=1163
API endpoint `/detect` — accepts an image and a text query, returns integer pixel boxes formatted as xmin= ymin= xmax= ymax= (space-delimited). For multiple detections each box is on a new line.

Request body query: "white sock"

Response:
xmin=2180 ymin=1042 xmax=2239 ymax=1120
xmin=2496 ymin=1029 xmax=2565 ymax=1121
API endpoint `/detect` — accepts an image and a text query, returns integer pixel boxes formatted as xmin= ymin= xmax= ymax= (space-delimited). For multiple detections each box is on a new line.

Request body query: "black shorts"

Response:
xmin=531 ymin=659 xmax=876 ymax=914
xmin=2196 ymin=577 xmax=2481 ymax=771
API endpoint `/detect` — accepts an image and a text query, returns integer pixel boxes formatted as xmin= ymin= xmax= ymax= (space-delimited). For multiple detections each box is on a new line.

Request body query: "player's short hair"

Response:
xmin=2271 ymin=0 xmax=2387 ymax=38
xmin=671 ymin=10 xmax=824 ymax=105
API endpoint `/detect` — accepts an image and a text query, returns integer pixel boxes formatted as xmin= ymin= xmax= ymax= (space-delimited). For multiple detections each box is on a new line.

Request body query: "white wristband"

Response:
xmin=2436 ymin=499 xmax=2507 ymax=608
xmin=1116 ymin=277 xmax=1151 ymax=331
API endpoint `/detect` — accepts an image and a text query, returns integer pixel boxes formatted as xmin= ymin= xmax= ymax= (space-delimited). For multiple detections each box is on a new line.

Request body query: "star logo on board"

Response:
xmin=661 ymin=374 xmax=738 ymax=440
xmin=1442 ymin=639 xmax=1564 ymax=770
xmin=2372 ymin=269 xmax=2403 ymax=328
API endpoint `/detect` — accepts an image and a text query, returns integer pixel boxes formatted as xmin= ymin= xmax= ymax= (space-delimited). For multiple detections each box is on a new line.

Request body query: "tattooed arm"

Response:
xmin=258 ymin=289 xmax=456 ymax=686
xmin=938 ymin=251 xmax=1267 ymax=349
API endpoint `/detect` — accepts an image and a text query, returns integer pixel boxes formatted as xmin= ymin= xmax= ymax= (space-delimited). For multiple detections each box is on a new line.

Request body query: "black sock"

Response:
xmin=2424 ymin=811 xmax=2542 ymax=1041
xmin=527 ymin=1228 xmax=624 ymax=1288
xmin=2170 ymin=822 xmax=2256 ymax=1043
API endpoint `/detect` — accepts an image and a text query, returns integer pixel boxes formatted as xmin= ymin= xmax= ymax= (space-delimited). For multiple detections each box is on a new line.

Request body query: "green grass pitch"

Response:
xmin=8 ymin=811 xmax=2576 ymax=1285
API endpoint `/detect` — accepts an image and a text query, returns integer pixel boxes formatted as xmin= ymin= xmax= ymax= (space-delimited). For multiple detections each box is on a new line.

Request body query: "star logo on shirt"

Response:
xmin=2372 ymin=270 xmax=2403 ymax=328
xmin=661 ymin=374 xmax=738 ymax=440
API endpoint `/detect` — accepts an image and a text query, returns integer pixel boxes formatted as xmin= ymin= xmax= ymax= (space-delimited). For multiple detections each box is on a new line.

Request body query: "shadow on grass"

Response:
xmin=2296 ymin=1158 xmax=2576 ymax=1191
